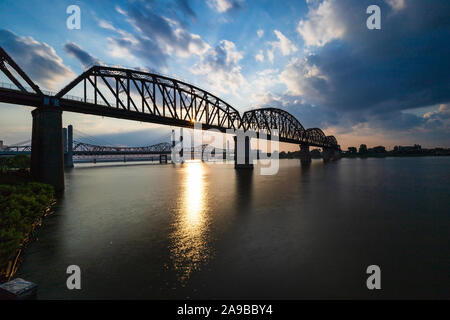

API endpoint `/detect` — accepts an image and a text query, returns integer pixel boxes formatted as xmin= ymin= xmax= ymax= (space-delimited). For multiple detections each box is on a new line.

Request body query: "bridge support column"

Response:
xmin=222 ymin=134 xmax=227 ymax=162
xmin=299 ymin=144 xmax=311 ymax=166
xmin=190 ymin=131 xmax=194 ymax=160
xmin=333 ymin=149 xmax=341 ymax=160
xmin=171 ymin=129 xmax=176 ymax=163
xmin=63 ymin=127 xmax=67 ymax=156
xmin=31 ymin=107 xmax=64 ymax=192
xmin=234 ymin=134 xmax=254 ymax=169
xmin=159 ymin=154 xmax=167 ymax=164
xmin=64 ymin=125 xmax=74 ymax=168
xmin=322 ymin=147 xmax=333 ymax=162
xmin=179 ymin=128 xmax=184 ymax=163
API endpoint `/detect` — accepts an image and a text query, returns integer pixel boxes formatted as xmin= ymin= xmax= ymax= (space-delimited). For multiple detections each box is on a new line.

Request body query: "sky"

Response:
xmin=0 ymin=0 xmax=449 ymax=150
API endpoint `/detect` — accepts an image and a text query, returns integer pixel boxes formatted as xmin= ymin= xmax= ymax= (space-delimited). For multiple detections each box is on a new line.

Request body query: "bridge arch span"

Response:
xmin=240 ymin=107 xmax=306 ymax=142
xmin=305 ymin=128 xmax=327 ymax=146
xmin=56 ymin=66 xmax=242 ymax=131
xmin=326 ymin=135 xmax=338 ymax=147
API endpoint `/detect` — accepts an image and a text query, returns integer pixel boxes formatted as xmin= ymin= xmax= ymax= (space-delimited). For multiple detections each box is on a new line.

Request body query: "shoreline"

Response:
xmin=0 ymin=201 xmax=55 ymax=283
xmin=279 ymin=153 xmax=450 ymax=160
xmin=0 ymin=169 xmax=55 ymax=283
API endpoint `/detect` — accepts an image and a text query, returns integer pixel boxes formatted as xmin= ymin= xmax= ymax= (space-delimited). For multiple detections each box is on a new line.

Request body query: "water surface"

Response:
xmin=17 ymin=157 xmax=450 ymax=299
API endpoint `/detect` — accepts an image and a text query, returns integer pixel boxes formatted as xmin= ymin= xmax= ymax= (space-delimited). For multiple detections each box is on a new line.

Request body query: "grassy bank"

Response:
xmin=0 ymin=155 xmax=55 ymax=282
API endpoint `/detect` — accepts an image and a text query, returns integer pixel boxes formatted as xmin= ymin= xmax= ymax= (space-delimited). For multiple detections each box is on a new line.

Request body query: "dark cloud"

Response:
xmin=109 ymin=0 xmax=208 ymax=69
xmin=255 ymin=93 xmax=340 ymax=131
xmin=0 ymin=29 xmax=74 ymax=90
xmin=64 ymin=42 xmax=103 ymax=68
xmin=283 ymin=0 xmax=450 ymax=132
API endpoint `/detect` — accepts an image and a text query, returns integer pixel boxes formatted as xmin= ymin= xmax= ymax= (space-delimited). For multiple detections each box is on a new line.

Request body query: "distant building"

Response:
xmin=0 ymin=140 xmax=3 ymax=150
xmin=394 ymin=144 xmax=421 ymax=153
xmin=348 ymin=147 xmax=357 ymax=154
xmin=368 ymin=146 xmax=386 ymax=153
xmin=359 ymin=144 xmax=368 ymax=154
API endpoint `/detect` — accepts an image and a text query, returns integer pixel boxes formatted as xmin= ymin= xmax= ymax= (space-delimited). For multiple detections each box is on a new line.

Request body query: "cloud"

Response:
xmin=424 ymin=104 xmax=450 ymax=121
xmin=207 ymin=0 xmax=243 ymax=13
xmin=0 ymin=29 xmax=74 ymax=90
xmin=107 ymin=1 xmax=209 ymax=69
xmin=280 ymin=57 xmax=328 ymax=100
xmin=98 ymin=19 xmax=117 ymax=31
xmin=297 ymin=0 xmax=346 ymax=47
xmin=246 ymin=68 xmax=281 ymax=106
xmin=266 ymin=49 xmax=274 ymax=64
xmin=257 ymin=29 xmax=264 ymax=38
xmin=255 ymin=50 xmax=264 ymax=62
xmin=281 ymin=0 xmax=450 ymax=128
xmin=422 ymin=104 xmax=450 ymax=132
xmin=268 ymin=30 xmax=297 ymax=56
xmin=64 ymin=42 xmax=103 ymax=68
xmin=385 ymin=0 xmax=406 ymax=11
xmin=250 ymin=91 xmax=339 ymax=130
xmin=265 ymin=0 xmax=450 ymax=147
xmin=190 ymin=40 xmax=245 ymax=95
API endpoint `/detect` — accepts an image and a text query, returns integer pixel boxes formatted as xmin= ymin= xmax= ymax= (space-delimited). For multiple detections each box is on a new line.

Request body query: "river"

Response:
xmin=16 ymin=157 xmax=450 ymax=299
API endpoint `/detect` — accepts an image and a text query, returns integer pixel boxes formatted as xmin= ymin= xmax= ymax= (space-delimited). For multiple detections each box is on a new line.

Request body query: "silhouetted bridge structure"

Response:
xmin=0 ymin=141 xmax=172 ymax=155
xmin=0 ymin=138 xmax=173 ymax=163
xmin=0 ymin=133 xmax=231 ymax=163
xmin=0 ymin=46 xmax=340 ymax=191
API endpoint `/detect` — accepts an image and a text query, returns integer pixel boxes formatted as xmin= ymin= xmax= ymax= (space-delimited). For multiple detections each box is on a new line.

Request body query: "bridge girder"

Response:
xmin=0 ymin=45 xmax=340 ymax=149
xmin=72 ymin=141 xmax=172 ymax=155
xmin=241 ymin=108 xmax=306 ymax=141
xmin=56 ymin=66 xmax=242 ymax=131
xmin=305 ymin=128 xmax=327 ymax=146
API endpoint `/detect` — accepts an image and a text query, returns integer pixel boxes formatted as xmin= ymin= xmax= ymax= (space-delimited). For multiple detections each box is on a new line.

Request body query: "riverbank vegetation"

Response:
xmin=0 ymin=155 xmax=54 ymax=282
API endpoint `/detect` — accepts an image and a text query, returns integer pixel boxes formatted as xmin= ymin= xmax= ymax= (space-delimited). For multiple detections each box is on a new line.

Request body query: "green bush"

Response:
xmin=0 ymin=181 xmax=54 ymax=269
xmin=0 ymin=155 xmax=31 ymax=171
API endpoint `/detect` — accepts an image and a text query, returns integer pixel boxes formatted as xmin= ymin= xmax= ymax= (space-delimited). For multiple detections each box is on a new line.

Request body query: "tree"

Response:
xmin=359 ymin=144 xmax=368 ymax=154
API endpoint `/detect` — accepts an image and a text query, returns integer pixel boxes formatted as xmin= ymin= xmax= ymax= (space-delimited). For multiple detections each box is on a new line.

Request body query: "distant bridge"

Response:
xmin=0 ymin=141 xmax=172 ymax=156
xmin=71 ymin=141 xmax=172 ymax=155
xmin=0 ymin=46 xmax=341 ymax=191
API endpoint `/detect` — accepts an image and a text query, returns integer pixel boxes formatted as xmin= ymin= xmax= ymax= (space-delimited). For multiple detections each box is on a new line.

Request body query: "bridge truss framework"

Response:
xmin=0 ymin=46 xmax=341 ymax=191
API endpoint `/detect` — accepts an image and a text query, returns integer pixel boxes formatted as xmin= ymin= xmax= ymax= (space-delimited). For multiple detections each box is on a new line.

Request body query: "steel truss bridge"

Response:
xmin=0 ymin=46 xmax=339 ymax=149
xmin=0 ymin=141 xmax=173 ymax=156
xmin=71 ymin=141 xmax=172 ymax=155
xmin=0 ymin=46 xmax=340 ymax=190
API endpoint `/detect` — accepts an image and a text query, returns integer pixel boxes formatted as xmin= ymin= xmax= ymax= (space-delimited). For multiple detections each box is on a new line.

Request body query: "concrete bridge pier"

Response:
xmin=63 ymin=128 xmax=67 ymax=157
xmin=322 ymin=147 xmax=333 ymax=162
xmin=63 ymin=125 xmax=74 ymax=168
xmin=159 ymin=154 xmax=168 ymax=164
xmin=299 ymin=143 xmax=312 ymax=166
xmin=234 ymin=135 xmax=254 ymax=169
xmin=31 ymin=106 xmax=65 ymax=192
xmin=222 ymin=135 xmax=227 ymax=161
xmin=179 ymin=128 xmax=184 ymax=163
xmin=333 ymin=149 xmax=342 ymax=160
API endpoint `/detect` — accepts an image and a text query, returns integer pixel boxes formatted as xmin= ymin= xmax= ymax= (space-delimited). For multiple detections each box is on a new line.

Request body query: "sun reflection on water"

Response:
xmin=170 ymin=161 xmax=211 ymax=284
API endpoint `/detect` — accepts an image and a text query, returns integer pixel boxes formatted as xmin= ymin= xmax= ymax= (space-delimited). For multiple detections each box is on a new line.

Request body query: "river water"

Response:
xmin=16 ymin=157 xmax=450 ymax=299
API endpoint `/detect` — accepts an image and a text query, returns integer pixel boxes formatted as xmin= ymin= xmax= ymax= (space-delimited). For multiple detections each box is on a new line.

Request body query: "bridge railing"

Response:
xmin=0 ymin=81 xmax=55 ymax=96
